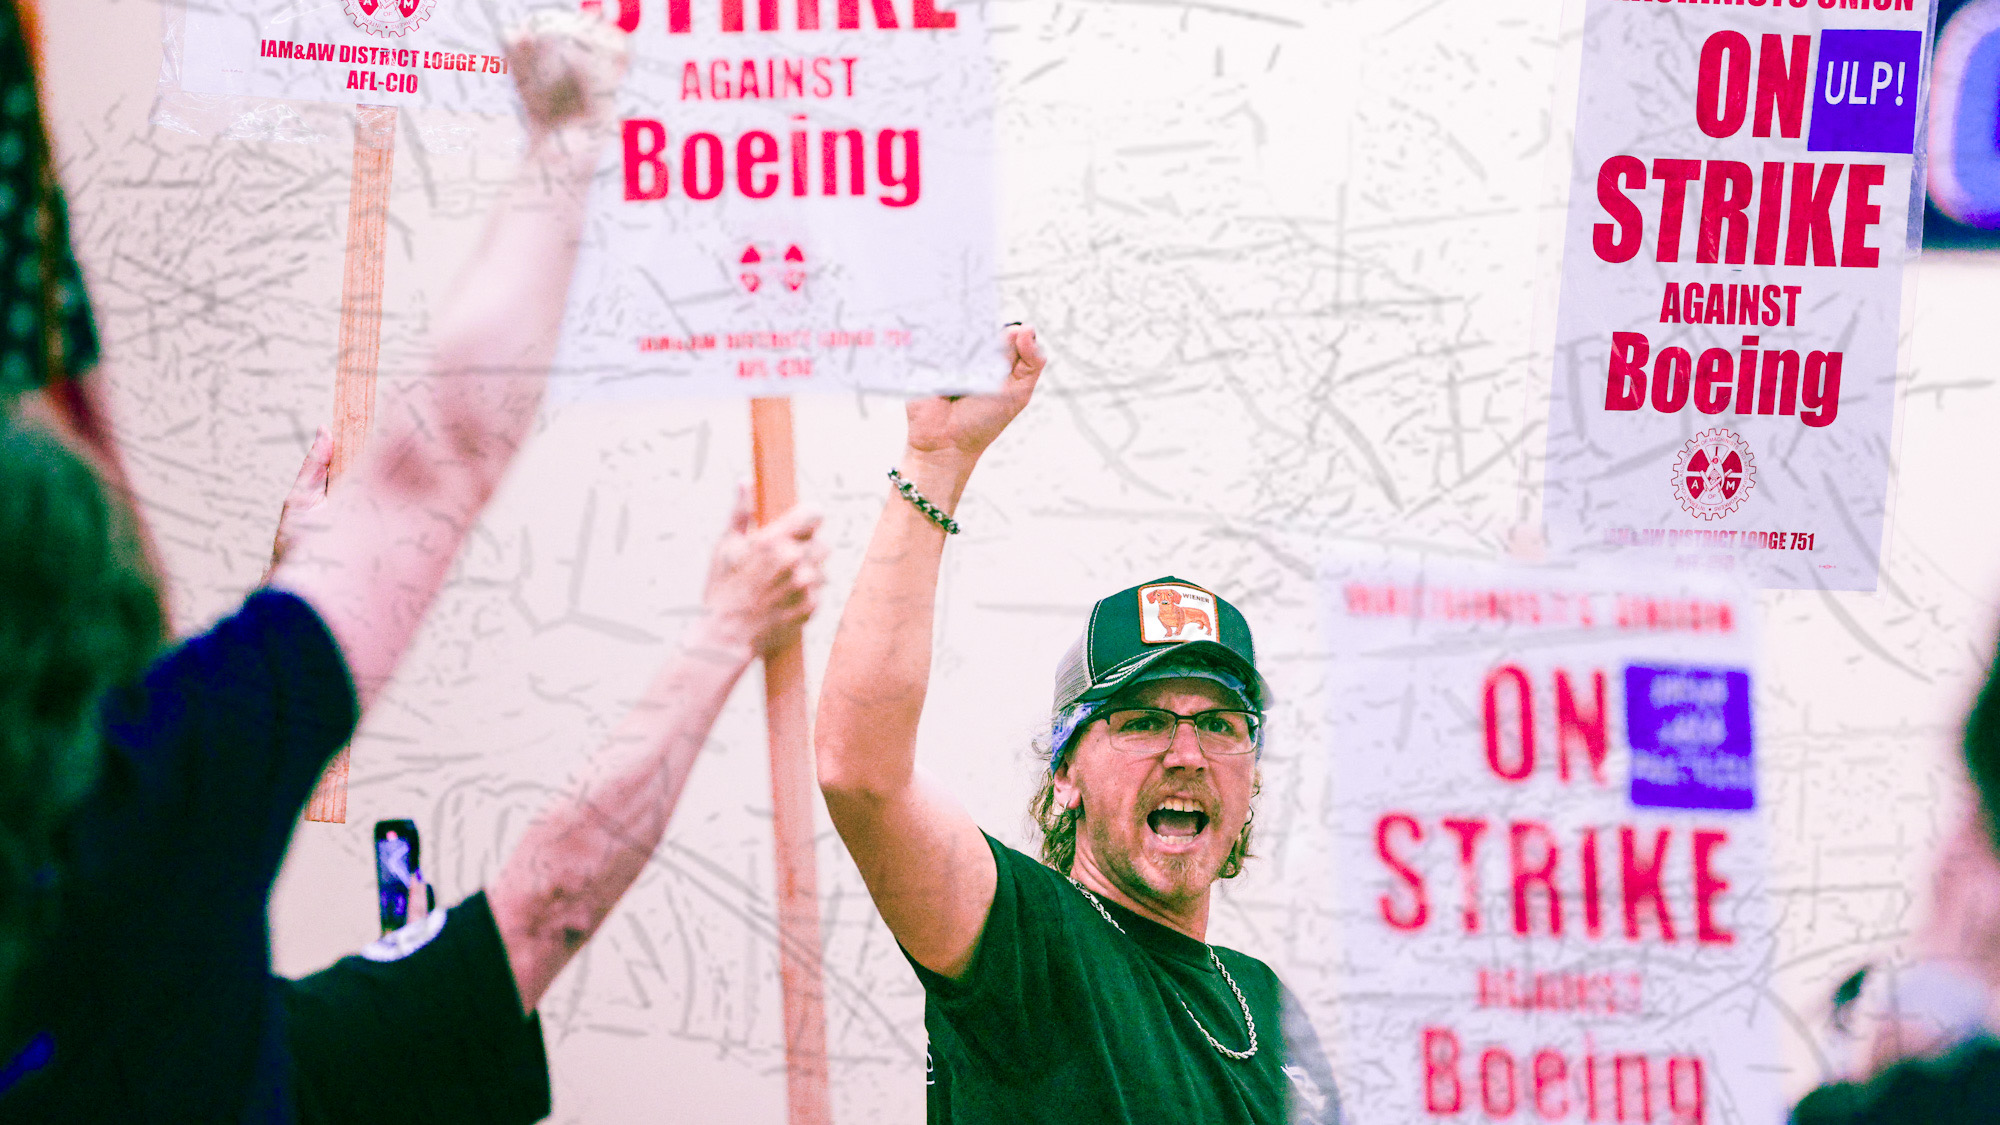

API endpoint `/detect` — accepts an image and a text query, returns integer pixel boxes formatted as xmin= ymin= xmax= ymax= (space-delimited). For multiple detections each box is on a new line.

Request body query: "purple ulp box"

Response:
xmin=1807 ymin=29 xmax=1923 ymax=155
xmin=1624 ymin=665 xmax=1755 ymax=812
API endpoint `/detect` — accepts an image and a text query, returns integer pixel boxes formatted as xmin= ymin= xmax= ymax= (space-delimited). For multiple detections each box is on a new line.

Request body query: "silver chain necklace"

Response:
xmin=1064 ymin=875 xmax=1259 ymax=1061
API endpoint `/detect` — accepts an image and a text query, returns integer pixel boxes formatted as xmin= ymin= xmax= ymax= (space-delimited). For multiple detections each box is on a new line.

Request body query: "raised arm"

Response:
xmin=816 ymin=326 xmax=1044 ymax=979
xmin=269 ymin=13 xmax=627 ymax=708
xmin=487 ymin=488 xmax=825 ymax=1010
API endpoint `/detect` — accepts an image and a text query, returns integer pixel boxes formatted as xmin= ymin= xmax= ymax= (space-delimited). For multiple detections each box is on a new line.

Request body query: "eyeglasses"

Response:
xmin=1100 ymin=708 xmax=1262 ymax=757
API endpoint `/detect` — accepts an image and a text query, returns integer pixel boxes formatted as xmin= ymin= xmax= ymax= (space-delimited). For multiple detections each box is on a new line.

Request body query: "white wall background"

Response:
xmin=31 ymin=0 xmax=2000 ymax=1121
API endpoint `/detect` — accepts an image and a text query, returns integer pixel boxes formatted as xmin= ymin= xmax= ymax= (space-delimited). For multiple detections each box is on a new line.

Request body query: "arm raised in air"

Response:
xmin=487 ymin=488 xmax=826 ymax=1009
xmin=815 ymin=326 xmax=1045 ymax=980
xmin=270 ymin=12 xmax=627 ymax=709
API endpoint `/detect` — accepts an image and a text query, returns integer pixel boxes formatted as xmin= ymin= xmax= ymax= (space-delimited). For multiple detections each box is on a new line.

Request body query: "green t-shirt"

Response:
xmin=906 ymin=835 xmax=1342 ymax=1125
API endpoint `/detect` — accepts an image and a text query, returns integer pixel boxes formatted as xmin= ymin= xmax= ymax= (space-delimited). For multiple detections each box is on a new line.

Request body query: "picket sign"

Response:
xmin=750 ymin=396 xmax=833 ymax=1125
xmin=1540 ymin=0 xmax=1934 ymax=590
xmin=1319 ymin=558 xmax=1780 ymax=1124
xmin=303 ymin=103 xmax=399 ymax=825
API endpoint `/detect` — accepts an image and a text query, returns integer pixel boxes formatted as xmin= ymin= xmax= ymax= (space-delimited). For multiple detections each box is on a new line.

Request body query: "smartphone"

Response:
xmin=373 ymin=819 xmax=422 ymax=933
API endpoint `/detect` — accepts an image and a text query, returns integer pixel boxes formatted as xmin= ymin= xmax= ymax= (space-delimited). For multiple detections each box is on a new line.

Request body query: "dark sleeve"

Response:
xmin=901 ymin=835 xmax=1075 ymax=1063
xmin=282 ymin=891 xmax=550 ymax=1125
xmin=1278 ymin=984 xmax=1344 ymax=1125
xmin=98 ymin=589 xmax=359 ymax=871
xmin=1790 ymin=1083 xmax=1864 ymax=1125
xmin=1788 ymin=1039 xmax=2000 ymax=1125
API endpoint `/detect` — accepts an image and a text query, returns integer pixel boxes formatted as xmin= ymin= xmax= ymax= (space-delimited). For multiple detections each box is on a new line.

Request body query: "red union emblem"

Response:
xmin=1671 ymin=428 xmax=1756 ymax=520
xmin=344 ymin=0 xmax=435 ymax=36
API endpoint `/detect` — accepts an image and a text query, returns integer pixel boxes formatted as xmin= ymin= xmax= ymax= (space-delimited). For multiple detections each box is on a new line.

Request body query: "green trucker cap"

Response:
xmin=1051 ymin=576 xmax=1267 ymax=715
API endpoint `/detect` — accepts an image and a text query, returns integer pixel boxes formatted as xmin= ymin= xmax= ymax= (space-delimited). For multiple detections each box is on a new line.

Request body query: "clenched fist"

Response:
xmin=506 ymin=10 xmax=629 ymax=138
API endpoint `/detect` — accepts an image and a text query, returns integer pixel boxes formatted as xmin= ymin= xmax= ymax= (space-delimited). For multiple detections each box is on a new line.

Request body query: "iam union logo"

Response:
xmin=1671 ymin=428 xmax=1756 ymax=520
xmin=345 ymin=0 xmax=436 ymax=37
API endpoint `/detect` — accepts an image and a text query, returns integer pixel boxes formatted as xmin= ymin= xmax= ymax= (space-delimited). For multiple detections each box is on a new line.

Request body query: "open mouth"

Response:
xmin=1146 ymin=798 xmax=1210 ymax=840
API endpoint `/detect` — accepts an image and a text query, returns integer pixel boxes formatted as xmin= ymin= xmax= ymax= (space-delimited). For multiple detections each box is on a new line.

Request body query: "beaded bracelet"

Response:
xmin=888 ymin=468 xmax=962 ymax=535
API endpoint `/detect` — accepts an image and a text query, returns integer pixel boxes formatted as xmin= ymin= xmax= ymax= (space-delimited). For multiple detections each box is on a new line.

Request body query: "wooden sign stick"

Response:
xmin=305 ymin=104 xmax=399 ymax=825
xmin=750 ymin=396 xmax=834 ymax=1125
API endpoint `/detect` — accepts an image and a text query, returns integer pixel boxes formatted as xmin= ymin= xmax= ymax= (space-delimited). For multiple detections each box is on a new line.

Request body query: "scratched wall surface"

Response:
xmin=32 ymin=0 xmax=2000 ymax=1121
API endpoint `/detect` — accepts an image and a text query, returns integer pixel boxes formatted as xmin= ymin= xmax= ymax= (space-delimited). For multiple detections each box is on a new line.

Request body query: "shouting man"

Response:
xmin=815 ymin=327 xmax=1341 ymax=1124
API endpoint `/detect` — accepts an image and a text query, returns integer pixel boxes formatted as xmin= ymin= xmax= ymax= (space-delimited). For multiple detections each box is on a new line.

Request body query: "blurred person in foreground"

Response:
xmin=813 ymin=327 xmax=1343 ymax=1125
xmin=263 ymin=435 xmax=825 ymax=1124
xmin=1791 ymin=657 xmax=2000 ymax=1124
xmin=0 ymin=11 xmax=629 ymax=1121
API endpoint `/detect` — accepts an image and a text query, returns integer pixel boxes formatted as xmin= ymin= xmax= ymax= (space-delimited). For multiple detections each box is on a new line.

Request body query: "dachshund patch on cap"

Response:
xmin=1136 ymin=583 xmax=1219 ymax=645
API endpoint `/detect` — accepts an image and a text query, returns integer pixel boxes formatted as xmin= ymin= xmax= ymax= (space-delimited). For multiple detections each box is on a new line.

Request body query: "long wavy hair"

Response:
xmin=0 ymin=418 xmax=163 ymax=1034
xmin=1028 ymin=730 xmax=1260 ymax=879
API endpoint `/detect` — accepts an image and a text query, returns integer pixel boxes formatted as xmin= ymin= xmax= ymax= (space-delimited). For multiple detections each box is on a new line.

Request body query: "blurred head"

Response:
xmin=1965 ymin=638 xmax=2000 ymax=852
xmin=0 ymin=3 xmax=163 ymax=1034
xmin=1030 ymin=578 xmax=1266 ymax=909
xmin=0 ymin=415 xmax=163 ymax=1031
